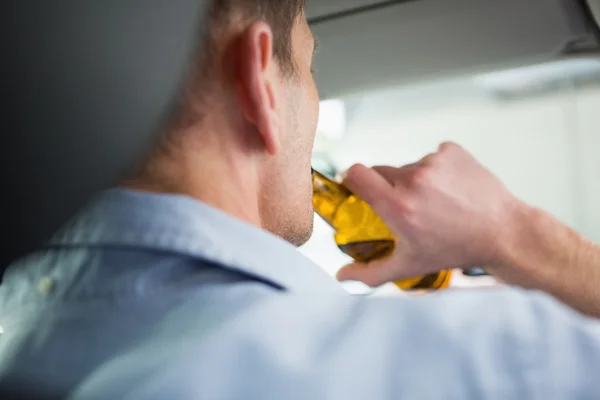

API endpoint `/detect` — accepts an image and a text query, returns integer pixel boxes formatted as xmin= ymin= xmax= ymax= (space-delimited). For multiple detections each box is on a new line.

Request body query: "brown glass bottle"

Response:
xmin=312 ymin=169 xmax=452 ymax=291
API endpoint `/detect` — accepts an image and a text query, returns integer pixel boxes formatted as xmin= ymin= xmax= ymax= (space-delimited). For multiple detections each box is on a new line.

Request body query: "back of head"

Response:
xmin=129 ymin=0 xmax=320 ymax=246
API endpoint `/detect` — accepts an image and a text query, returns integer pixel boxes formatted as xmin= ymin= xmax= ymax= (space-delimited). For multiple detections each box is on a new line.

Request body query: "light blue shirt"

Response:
xmin=1 ymin=189 xmax=599 ymax=399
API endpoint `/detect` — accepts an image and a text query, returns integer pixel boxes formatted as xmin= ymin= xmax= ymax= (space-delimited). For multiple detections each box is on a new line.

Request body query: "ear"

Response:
xmin=233 ymin=21 xmax=282 ymax=156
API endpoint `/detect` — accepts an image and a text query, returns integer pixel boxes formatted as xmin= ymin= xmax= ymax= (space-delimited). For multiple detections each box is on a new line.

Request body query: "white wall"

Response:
xmin=329 ymin=84 xmax=600 ymax=236
xmin=575 ymin=87 xmax=600 ymax=243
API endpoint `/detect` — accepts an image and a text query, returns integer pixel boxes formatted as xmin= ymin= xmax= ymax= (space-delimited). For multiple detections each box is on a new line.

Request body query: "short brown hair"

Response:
xmin=129 ymin=0 xmax=306 ymax=181
xmin=206 ymin=0 xmax=306 ymax=75
xmin=172 ymin=0 xmax=305 ymax=130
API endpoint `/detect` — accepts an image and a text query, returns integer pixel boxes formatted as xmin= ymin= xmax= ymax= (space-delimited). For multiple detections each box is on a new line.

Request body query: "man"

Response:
xmin=0 ymin=0 xmax=599 ymax=398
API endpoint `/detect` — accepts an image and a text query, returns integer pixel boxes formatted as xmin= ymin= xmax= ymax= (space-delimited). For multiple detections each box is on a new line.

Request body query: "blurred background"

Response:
xmin=298 ymin=0 xmax=600 ymax=295
xmin=301 ymin=59 xmax=600 ymax=295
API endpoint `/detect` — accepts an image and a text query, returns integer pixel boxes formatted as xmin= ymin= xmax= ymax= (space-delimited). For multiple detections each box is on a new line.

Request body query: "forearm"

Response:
xmin=491 ymin=203 xmax=600 ymax=317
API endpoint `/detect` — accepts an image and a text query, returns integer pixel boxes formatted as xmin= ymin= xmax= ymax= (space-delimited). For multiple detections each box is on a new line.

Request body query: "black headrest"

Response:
xmin=2 ymin=1 xmax=209 ymax=269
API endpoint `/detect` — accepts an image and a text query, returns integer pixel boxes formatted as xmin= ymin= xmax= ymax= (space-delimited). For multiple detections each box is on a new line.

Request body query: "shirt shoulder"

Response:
xmin=70 ymin=286 xmax=600 ymax=400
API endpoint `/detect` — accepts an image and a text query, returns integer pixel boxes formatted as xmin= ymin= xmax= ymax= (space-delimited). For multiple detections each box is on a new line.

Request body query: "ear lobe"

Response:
xmin=234 ymin=22 xmax=282 ymax=156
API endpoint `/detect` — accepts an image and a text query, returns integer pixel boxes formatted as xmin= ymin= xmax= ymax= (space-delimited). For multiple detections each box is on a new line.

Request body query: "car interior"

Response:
xmin=3 ymin=0 xmax=600 ymax=298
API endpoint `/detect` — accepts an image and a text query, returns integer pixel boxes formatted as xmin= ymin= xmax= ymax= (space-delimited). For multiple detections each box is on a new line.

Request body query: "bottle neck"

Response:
xmin=312 ymin=169 xmax=351 ymax=229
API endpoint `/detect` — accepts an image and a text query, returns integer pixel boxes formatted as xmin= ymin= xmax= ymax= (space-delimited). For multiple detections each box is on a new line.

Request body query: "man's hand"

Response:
xmin=336 ymin=142 xmax=523 ymax=286
xmin=336 ymin=142 xmax=600 ymax=317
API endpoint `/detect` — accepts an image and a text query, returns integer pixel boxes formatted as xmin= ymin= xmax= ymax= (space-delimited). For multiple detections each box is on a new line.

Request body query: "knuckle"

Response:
xmin=420 ymin=154 xmax=439 ymax=168
xmin=371 ymin=165 xmax=388 ymax=171
xmin=397 ymin=196 xmax=420 ymax=224
xmin=420 ymin=154 xmax=433 ymax=165
xmin=439 ymin=141 xmax=458 ymax=153
xmin=410 ymin=166 xmax=435 ymax=188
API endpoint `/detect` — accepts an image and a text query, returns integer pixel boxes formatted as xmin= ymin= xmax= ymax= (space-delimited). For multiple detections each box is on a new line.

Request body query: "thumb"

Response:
xmin=336 ymin=254 xmax=412 ymax=287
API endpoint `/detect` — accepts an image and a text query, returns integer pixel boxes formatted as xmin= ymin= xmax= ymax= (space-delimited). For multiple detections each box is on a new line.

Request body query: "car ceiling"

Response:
xmin=306 ymin=0 xmax=600 ymax=99
xmin=305 ymin=0 xmax=397 ymax=21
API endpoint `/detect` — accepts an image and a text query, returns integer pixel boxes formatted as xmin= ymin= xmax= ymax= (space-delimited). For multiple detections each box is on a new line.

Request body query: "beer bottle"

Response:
xmin=312 ymin=168 xmax=452 ymax=291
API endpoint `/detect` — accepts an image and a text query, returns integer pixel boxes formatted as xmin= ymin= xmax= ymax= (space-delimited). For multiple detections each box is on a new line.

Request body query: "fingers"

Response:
xmin=336 ymin=254 xmax=413 ymax=287
xmin=372 ymin=163 xmax=420 ymax=181
xmin=342 ymin=164 xmax=398 ymax=218
xmin=370 ymin=165 xmax=409 ymax=181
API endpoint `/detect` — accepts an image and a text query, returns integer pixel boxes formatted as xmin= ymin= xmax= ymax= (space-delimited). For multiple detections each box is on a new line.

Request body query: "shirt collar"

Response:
xmin=50 ymin=188 xmax=344 ymax=293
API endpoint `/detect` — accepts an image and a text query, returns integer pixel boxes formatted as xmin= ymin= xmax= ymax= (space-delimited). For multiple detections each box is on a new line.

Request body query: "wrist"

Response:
xmin=491 ymin=198 xmax=580 ymax=288
xmin=490 ymin=199 xmax=600 ymax=316
xmin=488 ymin=200 xmax=548 ymax=286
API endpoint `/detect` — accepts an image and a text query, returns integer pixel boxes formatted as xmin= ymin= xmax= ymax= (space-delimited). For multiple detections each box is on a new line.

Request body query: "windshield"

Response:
xmin=301 ymin=58 xmax=600 ymax=295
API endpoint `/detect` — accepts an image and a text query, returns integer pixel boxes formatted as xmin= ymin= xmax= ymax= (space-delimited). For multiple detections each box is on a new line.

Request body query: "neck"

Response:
xmin=123 ymin=141 xmax=264 ymax=229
